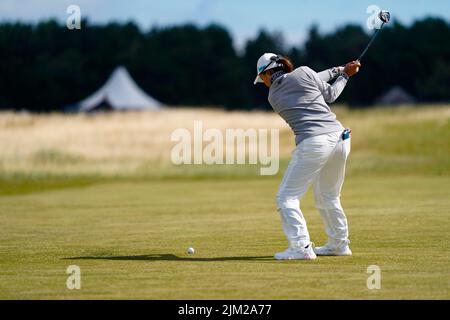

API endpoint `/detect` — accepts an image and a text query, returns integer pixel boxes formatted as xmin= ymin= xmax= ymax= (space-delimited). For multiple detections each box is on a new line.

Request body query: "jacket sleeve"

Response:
xmin=317 ymin=69 xmax=334 ymax=82
xmin=317 ymin=67 xmax=344 ymax=82
xmin=309 ymin=67 xmax=348 ymax=103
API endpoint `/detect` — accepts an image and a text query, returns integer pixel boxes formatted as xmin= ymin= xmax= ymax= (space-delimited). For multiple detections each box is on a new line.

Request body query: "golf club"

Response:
xmin=357 ymin=10 xmax=391 ymax=62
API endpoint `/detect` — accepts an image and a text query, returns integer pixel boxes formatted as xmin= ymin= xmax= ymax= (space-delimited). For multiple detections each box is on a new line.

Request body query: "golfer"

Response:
xmin=254 ymin=53 xmax=360 ymax=260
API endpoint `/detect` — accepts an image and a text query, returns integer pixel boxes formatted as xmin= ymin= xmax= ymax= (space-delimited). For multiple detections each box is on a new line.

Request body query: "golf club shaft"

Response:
xmin=358 ymin=22 xmax=385 ymax=62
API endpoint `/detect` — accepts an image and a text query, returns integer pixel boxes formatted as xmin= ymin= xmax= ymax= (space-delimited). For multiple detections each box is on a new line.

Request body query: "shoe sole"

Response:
xmin=315 ymin=250 xmax=352 ymax=256
xmin=274 ymin=255 xmax=317 ymax=260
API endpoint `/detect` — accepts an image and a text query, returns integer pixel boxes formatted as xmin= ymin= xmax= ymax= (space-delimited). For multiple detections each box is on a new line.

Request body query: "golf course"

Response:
xmin=0 ymin=106 xmax=449 ymax=299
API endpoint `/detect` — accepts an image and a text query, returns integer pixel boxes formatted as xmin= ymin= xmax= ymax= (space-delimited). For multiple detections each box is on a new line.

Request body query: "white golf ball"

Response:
xmin=187 ymin=247 xmax=195 ymax=254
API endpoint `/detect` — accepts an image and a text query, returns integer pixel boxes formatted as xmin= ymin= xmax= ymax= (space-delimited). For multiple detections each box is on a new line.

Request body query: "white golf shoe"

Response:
xmin=314 ymin=240 xmax=352 ymax=256
xmin=274 ymin=243 xmax=317 ymax=260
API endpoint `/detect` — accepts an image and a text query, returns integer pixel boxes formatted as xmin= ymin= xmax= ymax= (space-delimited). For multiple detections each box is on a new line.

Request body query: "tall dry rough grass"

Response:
xmin=0 ymin=108 xmax=289 ymax=176
xmin=0 ymin=105 xmax=448 ymax=177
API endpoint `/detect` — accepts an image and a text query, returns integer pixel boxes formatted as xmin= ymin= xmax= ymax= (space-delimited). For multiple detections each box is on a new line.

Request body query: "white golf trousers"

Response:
xmin=276 ymin=130 xmax=350 ymax=249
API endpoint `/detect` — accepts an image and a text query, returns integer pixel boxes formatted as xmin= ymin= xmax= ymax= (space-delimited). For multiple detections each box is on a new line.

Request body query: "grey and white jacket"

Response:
xmin=268 ymin=66 xmax=347 ymax=145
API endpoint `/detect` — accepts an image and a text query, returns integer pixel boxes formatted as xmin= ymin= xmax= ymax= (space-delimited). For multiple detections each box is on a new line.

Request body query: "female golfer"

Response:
xmin=254 ymin=53 xmax=360 ymax=260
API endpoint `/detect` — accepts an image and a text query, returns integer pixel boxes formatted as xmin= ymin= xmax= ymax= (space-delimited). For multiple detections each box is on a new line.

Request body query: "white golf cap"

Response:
xmin=253 ymin=53 xmax=281 ymax=84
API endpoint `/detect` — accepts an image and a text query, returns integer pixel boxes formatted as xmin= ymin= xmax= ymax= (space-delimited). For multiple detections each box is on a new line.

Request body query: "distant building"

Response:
xmin=73 ymin=66 xmax=162 ymax=112
xmin=376 ymin=86 xmax=416 ymax=106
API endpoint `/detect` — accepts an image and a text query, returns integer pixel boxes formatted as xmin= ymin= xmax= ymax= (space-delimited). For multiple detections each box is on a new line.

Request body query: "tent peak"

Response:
xmin=75 ymin=66 xmax=163 ymax=112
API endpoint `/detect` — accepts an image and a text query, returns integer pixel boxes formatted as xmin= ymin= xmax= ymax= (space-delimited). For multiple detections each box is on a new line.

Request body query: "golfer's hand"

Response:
xmin=344 ymin=61 xmax=361 ymax=77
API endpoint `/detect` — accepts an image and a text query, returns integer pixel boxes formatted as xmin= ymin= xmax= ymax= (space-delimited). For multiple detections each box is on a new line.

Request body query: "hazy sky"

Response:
xmin=1 ymin=0 xmax=449 ymax=47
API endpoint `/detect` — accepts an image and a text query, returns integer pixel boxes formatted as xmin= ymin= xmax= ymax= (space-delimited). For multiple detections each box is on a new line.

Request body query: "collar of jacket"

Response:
xmin=270 ymin=70 xmax=285 ymax=83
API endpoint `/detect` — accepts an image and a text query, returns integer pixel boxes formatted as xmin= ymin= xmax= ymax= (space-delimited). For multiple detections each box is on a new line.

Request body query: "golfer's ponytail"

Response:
xmin=278 ymin=56 xmax=294 ymax=73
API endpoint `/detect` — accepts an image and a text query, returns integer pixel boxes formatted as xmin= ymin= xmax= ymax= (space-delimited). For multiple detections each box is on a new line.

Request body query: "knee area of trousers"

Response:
xmin=315 ymin=195 xmax=341 ymax=210
xmin=276 ymin=195 xmax=299 ymax=210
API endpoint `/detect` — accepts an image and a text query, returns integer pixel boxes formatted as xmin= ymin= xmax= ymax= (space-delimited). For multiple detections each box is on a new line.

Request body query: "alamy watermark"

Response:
xmin=66 ymin=5 xmax=81 ymax=30
xmin=366 ymin=5 xmax=383 ymax=30
xmin=366 ymin=265 xmax=381 ymax=289
xmin=66 ymin=265 xmax=81 ymax=290
xmin=170 ymin=121 xmax=279 ymax=175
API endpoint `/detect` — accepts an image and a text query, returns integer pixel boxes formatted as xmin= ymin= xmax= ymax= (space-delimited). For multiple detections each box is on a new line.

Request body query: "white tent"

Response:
xmin=77 ymin=66 xmax=162 ymax=112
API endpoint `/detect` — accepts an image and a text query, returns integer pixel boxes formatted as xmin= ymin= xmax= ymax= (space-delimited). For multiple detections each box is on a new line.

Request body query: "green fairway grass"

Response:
xmin=0 ymin=175 xmax=448 ymax=299
xmin=0 ymin=106 xmax=449 ymax=299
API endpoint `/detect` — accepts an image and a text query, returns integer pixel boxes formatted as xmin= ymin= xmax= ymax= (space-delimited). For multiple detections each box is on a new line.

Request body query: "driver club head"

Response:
xmin=356 ymin=9 xmax=390 ymax=62
xmin=379 ymin=10 xmax=391 ymax=24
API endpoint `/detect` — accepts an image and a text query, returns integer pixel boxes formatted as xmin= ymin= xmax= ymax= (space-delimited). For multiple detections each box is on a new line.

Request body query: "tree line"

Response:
xmin=0 ymin=17 xmax=449 ymax=111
